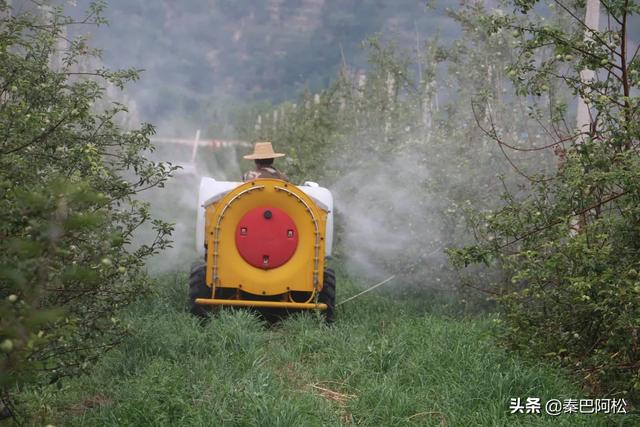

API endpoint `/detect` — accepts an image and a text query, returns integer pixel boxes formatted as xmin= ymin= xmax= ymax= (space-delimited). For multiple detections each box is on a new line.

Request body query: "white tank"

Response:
xmin=196 ymin=178 xmax=334 ymax=257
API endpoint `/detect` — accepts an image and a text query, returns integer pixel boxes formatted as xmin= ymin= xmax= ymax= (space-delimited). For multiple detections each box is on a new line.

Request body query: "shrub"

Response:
xmin=449 ymin=2 xmax=640 ymax=401
xmin=0 ymin=0 xmax=175 ymax=415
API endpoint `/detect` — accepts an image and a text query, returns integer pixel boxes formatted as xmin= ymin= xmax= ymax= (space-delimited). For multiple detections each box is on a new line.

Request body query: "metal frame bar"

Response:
xmin=274 ymin=185 xmax=322 ymax=297
xmin=195 ymin=298 xmax=328 ymax=310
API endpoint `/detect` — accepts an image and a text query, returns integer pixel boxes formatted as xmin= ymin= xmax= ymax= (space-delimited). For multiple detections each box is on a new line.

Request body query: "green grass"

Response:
xmin=17 ymin=271 xmax=637 ymax=426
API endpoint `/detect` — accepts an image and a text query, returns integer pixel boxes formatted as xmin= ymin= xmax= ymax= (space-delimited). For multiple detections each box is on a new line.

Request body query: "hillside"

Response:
xmin=72 ymin=0 xmax=459 ymax=124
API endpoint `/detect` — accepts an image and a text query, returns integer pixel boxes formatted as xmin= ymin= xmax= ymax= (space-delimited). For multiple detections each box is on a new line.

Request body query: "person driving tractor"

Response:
xmin=193 ymin=140 xmax=336 ymax=323
xmin=242 ymin=141 xmax=289 ymax=182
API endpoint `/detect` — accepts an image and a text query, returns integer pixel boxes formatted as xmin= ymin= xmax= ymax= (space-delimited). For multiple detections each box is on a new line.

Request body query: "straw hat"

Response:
xmin=243 ymin=141 xmax=285 ymax=160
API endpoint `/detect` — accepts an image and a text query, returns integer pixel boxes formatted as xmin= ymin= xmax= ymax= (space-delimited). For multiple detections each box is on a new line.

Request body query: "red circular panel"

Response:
xmin=235 ymin=206 xmax=298 ymax=269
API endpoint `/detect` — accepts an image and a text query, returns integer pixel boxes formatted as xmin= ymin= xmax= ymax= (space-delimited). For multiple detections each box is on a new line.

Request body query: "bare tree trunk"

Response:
xmin=572 ymin=0 xmax=600 ymax=234
xmin=575 ymin=0 xmax=600 ymax=143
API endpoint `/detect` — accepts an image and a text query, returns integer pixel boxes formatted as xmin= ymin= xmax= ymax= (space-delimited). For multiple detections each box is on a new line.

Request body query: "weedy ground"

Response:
xmin=17 ymin=270 xmax=637 ymax=426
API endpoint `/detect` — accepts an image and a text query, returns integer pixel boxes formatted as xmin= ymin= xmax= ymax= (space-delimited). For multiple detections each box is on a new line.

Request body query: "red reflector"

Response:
xmin=236 ymin=206 xmax=298 ymax=269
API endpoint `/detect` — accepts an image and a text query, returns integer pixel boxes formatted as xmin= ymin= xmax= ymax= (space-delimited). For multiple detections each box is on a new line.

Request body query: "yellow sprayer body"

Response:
xmin=195 ymin=179 xmax=329 ymax=311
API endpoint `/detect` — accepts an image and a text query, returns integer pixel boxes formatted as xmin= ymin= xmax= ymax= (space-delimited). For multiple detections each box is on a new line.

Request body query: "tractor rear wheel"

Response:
xmin=319 ymin=268 xmax=336 ymax=324
xmin=189 ymin=261 xmax=212 ymax=318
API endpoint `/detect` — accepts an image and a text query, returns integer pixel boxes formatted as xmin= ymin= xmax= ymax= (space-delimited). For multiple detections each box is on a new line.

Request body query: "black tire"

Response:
xmin=189 ymin=261 xmax=212 ymax=318
xmin=318 ymin=268 xmax=336 ymax=324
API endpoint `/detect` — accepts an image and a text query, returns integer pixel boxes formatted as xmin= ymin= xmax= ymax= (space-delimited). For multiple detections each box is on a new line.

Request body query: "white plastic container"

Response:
xmin=196 ymin=178 xmax=334 ymax=257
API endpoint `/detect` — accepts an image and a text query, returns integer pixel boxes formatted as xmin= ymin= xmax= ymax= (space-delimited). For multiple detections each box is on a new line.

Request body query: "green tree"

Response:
xmin=450 ymin=1 xmax=640 ymax=400
xmin=0 ymin=1 xmax=175 ymax=417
